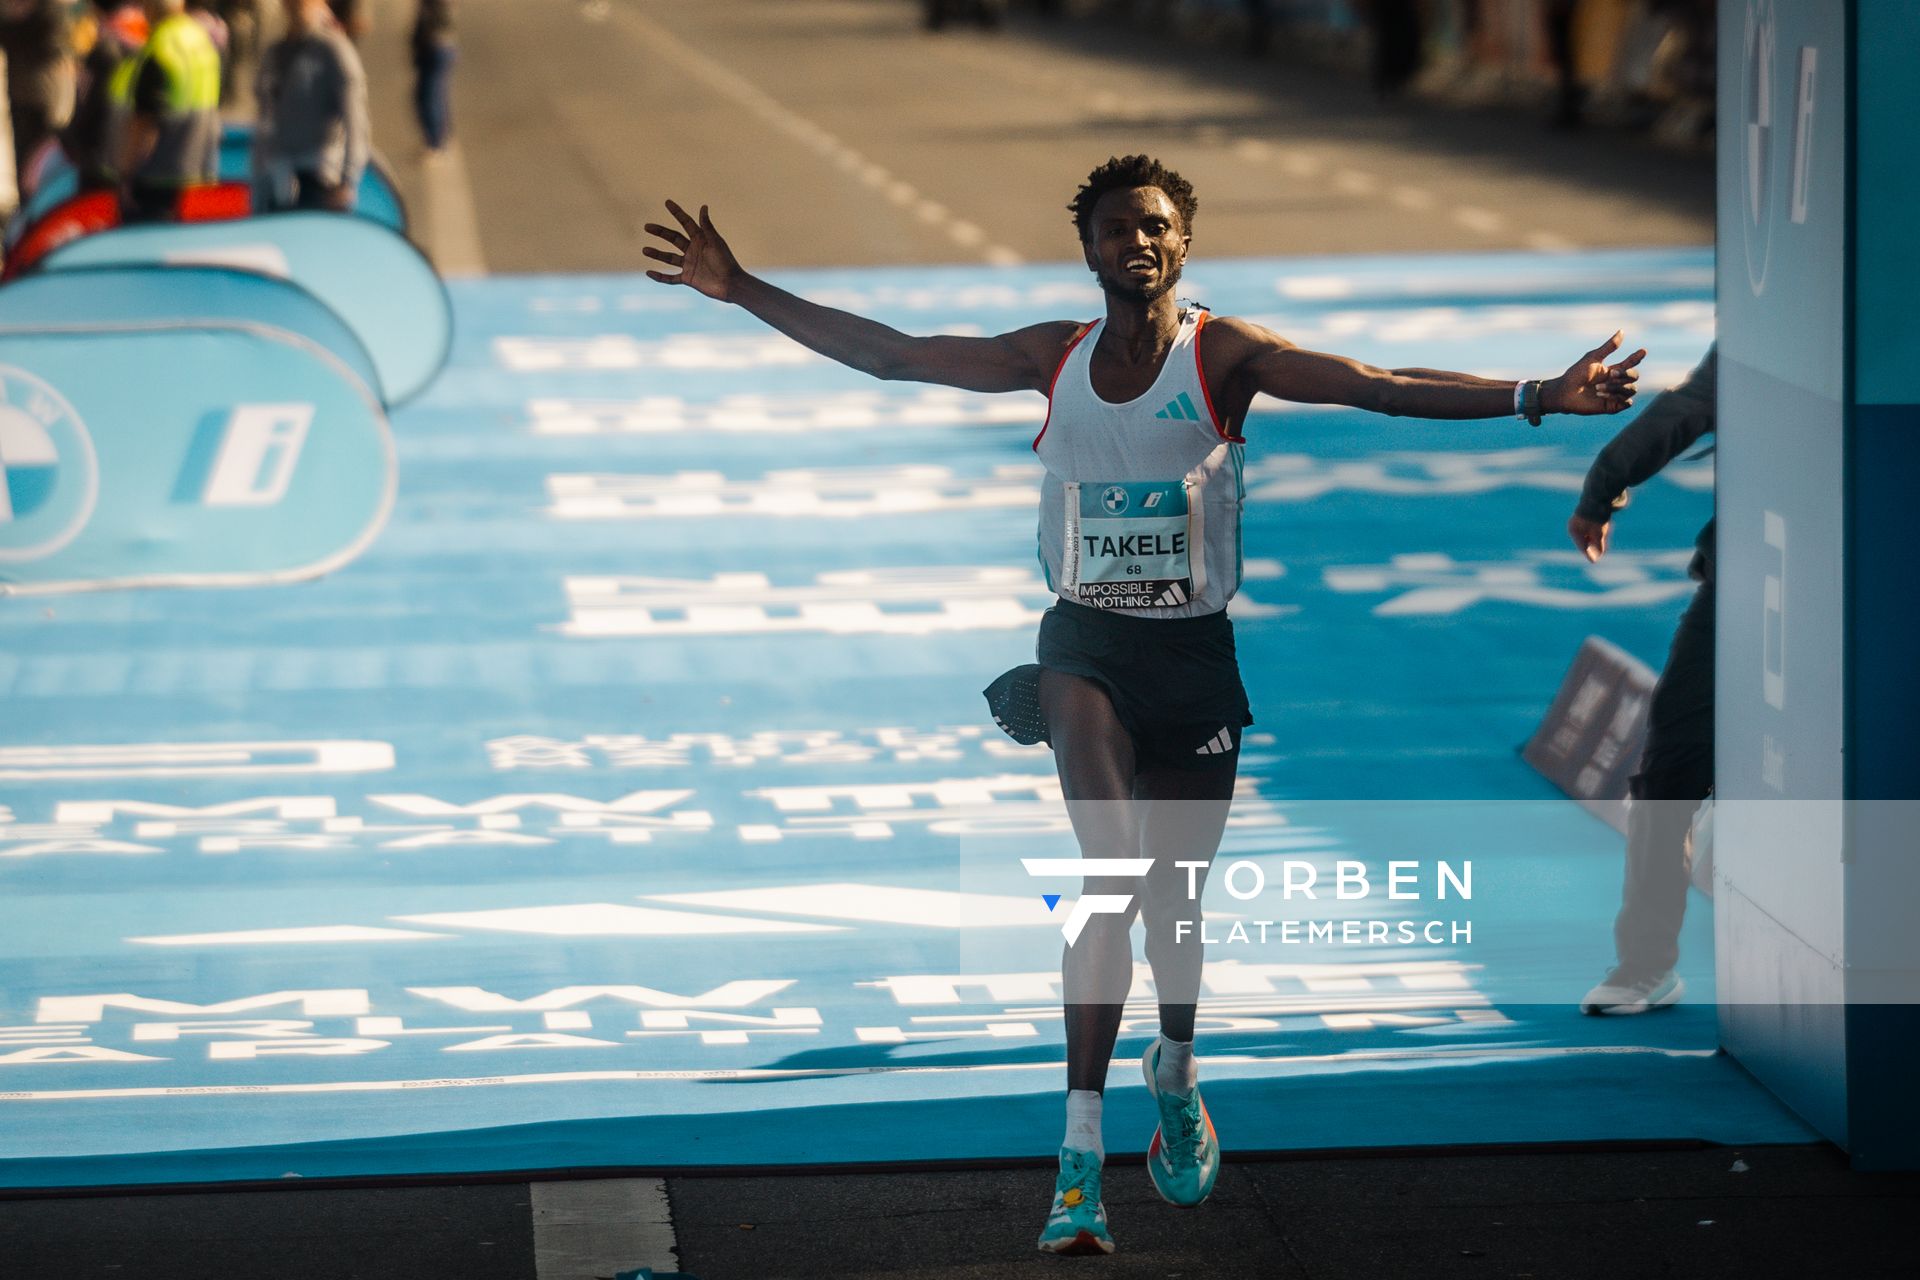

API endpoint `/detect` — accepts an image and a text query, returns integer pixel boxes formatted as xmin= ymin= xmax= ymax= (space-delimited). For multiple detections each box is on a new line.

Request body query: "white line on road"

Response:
xmin=1333 ymin=169 xmax=1380 ymax=197
xmin=422 ymin=141 xmax=488 ymax=278
xmin=1451 ymin=205 xmax=1507 ymax=235
xmin=610 ymin=5 xmax=1023 ymax=266
xmin=1525 ymin=230 xmax=1579 ymax=252
xmin=914 ymin=28 xmax=1594 ymax=256
xmin=532 ymin=1178 xmax=678 ymax=1280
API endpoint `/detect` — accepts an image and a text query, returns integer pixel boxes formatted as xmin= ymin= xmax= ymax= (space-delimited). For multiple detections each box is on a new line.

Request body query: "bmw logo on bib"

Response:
xmin=1101 ymin=485 xmax=1130 ymax=515
xmin=0 ymin=366 xmax=97 ymax=563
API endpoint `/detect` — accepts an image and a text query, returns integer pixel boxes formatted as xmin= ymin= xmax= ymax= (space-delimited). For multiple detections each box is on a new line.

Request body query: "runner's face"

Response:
xmin=1083 ymin=186 xmax=1189 ymax=303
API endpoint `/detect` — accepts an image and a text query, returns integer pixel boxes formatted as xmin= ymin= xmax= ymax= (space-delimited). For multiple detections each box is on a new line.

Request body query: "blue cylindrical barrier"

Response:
xmin=38 ymin=212 xmax=452 ymax=405
xmin=0 ymin=265 xmax=384 ymax=403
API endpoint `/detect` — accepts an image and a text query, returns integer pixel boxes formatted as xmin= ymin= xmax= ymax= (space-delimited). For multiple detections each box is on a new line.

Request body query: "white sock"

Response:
xmin=1064 ymin=1089 xmax=1104 ymax=1162
xmin=1156 ymin=1034 xmax=1198 ymax=1096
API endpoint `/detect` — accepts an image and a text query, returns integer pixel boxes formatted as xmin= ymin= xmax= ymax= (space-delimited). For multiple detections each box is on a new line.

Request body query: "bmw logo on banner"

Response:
xmin=0 ymin=368 xmax=97 ymax=563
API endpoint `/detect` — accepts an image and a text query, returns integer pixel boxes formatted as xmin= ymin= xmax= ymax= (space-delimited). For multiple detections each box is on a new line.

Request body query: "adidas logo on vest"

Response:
xmin=1151 ymin=582 xmax=1188 ymax=607
xmin=1195 ymin=727 xmax=1235 ymax=756
xmin=1155 ymin=392 xmax=1202 ymax=422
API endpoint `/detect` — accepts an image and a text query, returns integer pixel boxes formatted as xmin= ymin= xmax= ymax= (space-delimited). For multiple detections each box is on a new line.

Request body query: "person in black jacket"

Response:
xmin=1571 ymin=344 xmax=1716 ymax=1015
xmin=64 ymin=0 xmax=144 ymax=190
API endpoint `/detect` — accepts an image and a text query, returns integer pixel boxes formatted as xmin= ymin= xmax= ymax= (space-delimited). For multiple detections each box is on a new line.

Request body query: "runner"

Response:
xmin=644 ymin=154 xmax=1644 ymax=1256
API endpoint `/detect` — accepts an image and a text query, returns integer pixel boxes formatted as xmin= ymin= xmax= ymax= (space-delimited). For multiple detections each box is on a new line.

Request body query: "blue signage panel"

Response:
xmin=40 ymin=213 xmax=451 ymax=405
xmin=1714 ymin=0 xmax=1852 ymax=1147
xmin=0 ymin=322 xmax=394 ymax=593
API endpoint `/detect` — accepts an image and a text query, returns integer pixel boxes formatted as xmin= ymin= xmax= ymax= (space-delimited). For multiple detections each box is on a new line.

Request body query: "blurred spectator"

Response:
xmin=0 ymin=0 xmax=74 ymax=185
xmin=1358 ymin=0 xmax=1422 ymax=97
xmin=113 ymin=0 xmax=220 ymax=221
xmin=922 ymin=1 xmax=1005 ymax=31
xmin=328 ymin=0 xmax=369 ymax=42
xmin=410 ymin=0 xmax=454 ymax=153
xmin=64 ymin=0 xmax=146 ymax=190
xmin=1543 ymin=0 xmax=1583 ymax=129
xmin=253 ymin=0 xmax=366 ymax=211
xmin=214 ymin=0 xmax=257 ymax=105
xmin=1241 ymin=0 xmax=1271 ymax=57
xmin=185 ymin=0 xmax=227 ymax=63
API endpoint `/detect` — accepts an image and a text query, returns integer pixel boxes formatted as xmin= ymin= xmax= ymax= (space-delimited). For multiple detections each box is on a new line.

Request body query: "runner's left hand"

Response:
xmin=1544 ymin=331 xmax=1646 ymax=416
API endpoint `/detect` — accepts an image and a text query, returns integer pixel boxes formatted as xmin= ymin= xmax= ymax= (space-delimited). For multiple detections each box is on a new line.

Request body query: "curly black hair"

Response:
xmin=1068 ymin=155 xmax=1198 ymax=243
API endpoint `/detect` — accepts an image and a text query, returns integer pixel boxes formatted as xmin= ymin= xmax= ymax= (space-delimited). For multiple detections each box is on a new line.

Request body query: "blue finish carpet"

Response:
xmin=0 ymin=247 xmax=1817 ymax=1188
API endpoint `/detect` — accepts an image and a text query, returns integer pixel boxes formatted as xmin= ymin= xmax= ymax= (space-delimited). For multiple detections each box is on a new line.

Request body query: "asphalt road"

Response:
xmin=7 ymin=1144 xmax=1920 ymax=1279
xmin=358 ymin=0 xmax=1716 ymax=275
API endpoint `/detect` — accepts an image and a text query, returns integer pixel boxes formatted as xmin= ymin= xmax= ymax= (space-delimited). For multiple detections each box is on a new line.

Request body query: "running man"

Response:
xmin=644 ymin=155 xmax=1643 ymax=1256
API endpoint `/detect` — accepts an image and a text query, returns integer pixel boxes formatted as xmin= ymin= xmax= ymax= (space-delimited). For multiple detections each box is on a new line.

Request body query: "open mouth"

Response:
xmin=1122 ymin=254 xmax=1157 ymax=278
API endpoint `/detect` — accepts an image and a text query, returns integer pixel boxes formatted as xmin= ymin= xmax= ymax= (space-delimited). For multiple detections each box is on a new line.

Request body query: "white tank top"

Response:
xmin=1033 ymin=306 xmax=1245 ymax=618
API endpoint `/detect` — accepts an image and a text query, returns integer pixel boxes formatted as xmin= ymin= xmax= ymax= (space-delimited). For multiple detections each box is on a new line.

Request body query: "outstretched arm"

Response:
xmin=1214 ymin=317 xmax=1644 ymax=420
xmin=643 ymin=200 xmax=1072 ymax=393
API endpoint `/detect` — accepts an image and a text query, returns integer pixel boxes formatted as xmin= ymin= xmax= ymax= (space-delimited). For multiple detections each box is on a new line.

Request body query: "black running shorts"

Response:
xmin=984 ymin=598 xmax=1254 ymax=772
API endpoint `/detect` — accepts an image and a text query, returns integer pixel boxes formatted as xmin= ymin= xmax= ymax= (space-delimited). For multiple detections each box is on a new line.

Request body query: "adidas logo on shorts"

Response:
xmin=1195 ymin=727 xmax=1235 ymax=756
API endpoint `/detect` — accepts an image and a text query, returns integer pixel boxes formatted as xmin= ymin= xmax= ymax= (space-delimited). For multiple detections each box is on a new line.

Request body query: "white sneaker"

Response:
xmin=1580 ymin=967 xmax=1684 ymax=1015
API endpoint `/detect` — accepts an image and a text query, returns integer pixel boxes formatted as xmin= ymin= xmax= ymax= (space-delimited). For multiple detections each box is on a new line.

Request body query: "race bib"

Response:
xmin=1062 ymin=480 xmax=1206 ymax=609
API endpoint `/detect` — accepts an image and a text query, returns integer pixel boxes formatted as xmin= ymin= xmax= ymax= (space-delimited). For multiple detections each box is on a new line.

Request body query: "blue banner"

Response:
xmin=0 ymin=265 xmax=382 ymax=402
xmin=39 ymin=213 xmax=451 ymax=405
xmin=6 ymin=127 xmax=407 ymax=250
xmin=0 ymin=319 xmax=394 ymax=593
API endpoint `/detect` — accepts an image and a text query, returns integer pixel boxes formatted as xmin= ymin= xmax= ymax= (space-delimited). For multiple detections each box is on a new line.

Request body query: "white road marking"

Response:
xmin=609 ymin=5 xmax=1022 ymax=266
xmin=1333 ymin=169 xmax=1380 ymax=197
xmin=1451 ymin=205 xmax=1507 ymax=235
xmin=421 ymin=141 xmax=487 ymax=278
xmin=531 ymin=1179 xmax=678 ymax=1280
xmin=912 ymin=27 xmax=1593 ymax=255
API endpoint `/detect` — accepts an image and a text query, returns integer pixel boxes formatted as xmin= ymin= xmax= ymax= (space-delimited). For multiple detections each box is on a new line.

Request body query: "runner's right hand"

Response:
xmin=643 ymin=200 xmax=740 ymax=301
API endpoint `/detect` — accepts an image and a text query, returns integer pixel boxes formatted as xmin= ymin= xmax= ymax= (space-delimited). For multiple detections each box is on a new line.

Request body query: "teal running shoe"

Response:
xmin=1036 ymin=1146 xmax=1115 ymax=1255
xmin=1142 ymin=1042 xmax=1221 ymax=1206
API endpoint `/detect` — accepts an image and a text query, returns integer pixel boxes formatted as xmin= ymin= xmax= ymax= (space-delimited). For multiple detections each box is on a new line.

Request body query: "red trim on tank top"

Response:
xmin=1191 ymin=312 xmax=1244 ymax=444
xmin=1033 ymin=322 xmax=1098 ymax=451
